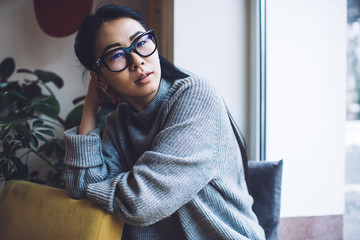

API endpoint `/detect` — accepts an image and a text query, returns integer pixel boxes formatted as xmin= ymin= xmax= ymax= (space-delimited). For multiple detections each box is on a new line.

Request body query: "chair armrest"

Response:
xmin=0 ymin=180 xmax=124 ymax=240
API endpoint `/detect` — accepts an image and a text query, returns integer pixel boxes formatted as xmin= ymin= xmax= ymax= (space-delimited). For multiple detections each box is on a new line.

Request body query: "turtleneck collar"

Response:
xmin=127 ymin=78 xmax=172 ymax=130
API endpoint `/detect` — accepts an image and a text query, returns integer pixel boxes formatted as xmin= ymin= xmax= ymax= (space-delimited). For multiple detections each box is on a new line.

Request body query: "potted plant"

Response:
xmin=0 ymin=57 xmax=117 ymax=189
xmin=0 ymin=57 xmax=66 ymax=188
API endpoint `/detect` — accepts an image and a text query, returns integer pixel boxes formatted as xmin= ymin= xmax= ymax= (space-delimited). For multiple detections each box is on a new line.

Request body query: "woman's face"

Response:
xmin=93 ymin=17 xmax=161 ymax=111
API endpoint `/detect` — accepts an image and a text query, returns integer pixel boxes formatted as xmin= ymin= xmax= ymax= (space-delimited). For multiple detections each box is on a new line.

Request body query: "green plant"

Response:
xmin=0 ymin=57 xmax=117 ymax=188
xmin=0 ymin=57 xmax=66 ymax=188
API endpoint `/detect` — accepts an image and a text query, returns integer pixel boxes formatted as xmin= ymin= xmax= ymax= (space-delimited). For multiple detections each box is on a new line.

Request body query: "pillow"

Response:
xmin=248 ymin=160 xmax=283 ymax=240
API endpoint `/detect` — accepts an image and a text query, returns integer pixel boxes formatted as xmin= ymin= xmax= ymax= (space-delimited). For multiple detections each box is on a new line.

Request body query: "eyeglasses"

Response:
xmin=93 ymin=30 xmax=157 ymax=72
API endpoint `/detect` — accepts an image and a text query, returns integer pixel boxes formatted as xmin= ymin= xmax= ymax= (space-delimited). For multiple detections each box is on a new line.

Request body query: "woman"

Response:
xmin=64 ymin=4 xmax=265 ymax=240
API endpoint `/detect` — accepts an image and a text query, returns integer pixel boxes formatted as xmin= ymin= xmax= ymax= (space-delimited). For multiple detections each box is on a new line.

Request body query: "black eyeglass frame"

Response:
xmin=92 ymin=30 xmax=157 ymax=72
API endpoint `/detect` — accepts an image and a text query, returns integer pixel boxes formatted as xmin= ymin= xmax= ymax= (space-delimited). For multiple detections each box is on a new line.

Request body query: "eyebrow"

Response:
xmin=102 ymin=31 xmax=144 ymax=55
xmin=130 ymin=31 xmax=143 ymax=41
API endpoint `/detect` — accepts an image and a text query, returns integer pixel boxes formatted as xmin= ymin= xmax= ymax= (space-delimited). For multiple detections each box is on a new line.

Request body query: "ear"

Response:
xmin=90 ymin=71 xmax=107 ymax=89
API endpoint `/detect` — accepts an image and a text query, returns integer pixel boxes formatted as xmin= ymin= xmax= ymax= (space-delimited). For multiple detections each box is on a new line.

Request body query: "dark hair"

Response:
xmin=74 ymin=4 xmax=188 ymax=81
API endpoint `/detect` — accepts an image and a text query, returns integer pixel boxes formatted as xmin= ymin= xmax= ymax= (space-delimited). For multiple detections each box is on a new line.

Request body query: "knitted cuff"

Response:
xmin=86 ymin=177 xmax=120 ymax=212
xmin=64 ymin=127 xmax=103 ymax=168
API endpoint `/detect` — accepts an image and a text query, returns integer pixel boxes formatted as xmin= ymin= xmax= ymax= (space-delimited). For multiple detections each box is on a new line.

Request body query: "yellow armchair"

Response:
xmin=0 ymin=180 xmax=124 ymax=240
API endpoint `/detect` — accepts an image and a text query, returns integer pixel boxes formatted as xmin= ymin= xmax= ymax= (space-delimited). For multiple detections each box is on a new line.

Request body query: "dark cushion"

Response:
xmin=248 ymin=160 xmax=283 ymax=240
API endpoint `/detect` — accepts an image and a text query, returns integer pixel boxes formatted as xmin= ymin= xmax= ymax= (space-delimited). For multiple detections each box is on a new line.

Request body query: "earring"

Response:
xmin=102 ymin=88 xmax=107 ymax=93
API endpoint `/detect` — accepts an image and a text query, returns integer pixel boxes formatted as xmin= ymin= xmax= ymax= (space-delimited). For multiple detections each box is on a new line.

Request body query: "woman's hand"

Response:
xmin=78 ymin=79 xmax=117 ymax=135
xmin=78 ymin=79 xmax=122 ymax=135
xmin=78 ymin=79 xmax=101 ymax=135
xmin=85 ymin=78 xmax=108 ymax=107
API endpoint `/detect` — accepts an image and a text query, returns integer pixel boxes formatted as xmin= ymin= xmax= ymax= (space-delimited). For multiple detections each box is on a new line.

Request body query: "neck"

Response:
xmin=124 ymin=91 xmax=158 ymax=112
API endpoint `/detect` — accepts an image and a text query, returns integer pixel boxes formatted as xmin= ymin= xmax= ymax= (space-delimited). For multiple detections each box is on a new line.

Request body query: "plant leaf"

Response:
xmin=39 ymin=141 xmax=54 ymax=157
xmin=39 ymin=124 xmax=55 ymax=130
xmin=17 ymin=68 xmax=35 ymax=75
xmin=38 ymin=129 xmax=54 ymax=136
xmin=9 ymin=165 xmax=29 ymax=180
xmin=34 ymin=69 xmax=64 ymax=88
xmin=9 ymin=144 xmax=22 ymax=157
xmin=10 ymin=156 xmax=23 ymax=167
xmin=2 ymin=141 xmax=11 ymax=156
xmin=64 ymin=104 xmax=83 ymax=129
xmin=0 ymin=91 xmax=8 ymax=97
xmin=72 ymin=95 xmax=86 ymax=105
xmin=14 ymin=123 xmax=30 ymax=136
xmin=29 ymin=134 xmax=39 ymax=148
xmin=32 ymin=120 xmax=44 ymax=128
xmin=21 ymin=135 xmax=30 ymax=148
xmin=30 ymin=95 xmax=51 ymax=104
xmin=54 ymin=139 xmax=65 ymax=159
xmin=0 ymin=57 xmax=15 ymax=80
xmin=9 ymin=90 xmax=30 ymax=102
xmin=0 ymin=122 xmax=12 ymax=137
xmin=34 ymin=133 xmax=48 ymax=142
xmin=22 ymin=82 xmax=42 ymax=100
xmin=97 ymin=103 xmax=117 ymax=135
xmin=34 ymin=96 xmax=60 ymax=118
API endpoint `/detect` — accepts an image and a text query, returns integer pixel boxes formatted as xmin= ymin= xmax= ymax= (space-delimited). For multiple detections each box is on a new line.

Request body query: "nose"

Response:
xmin=129 ymin=51 xmax=144 ymax=71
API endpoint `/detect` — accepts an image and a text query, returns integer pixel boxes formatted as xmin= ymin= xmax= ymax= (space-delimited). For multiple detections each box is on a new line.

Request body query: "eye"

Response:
xmin=109 ymin=50 xmax=125 ymax=61
xmin=137 ymin=41 xmax=146 ymax=48
xmin=136 ymin=34 xmax=153 ymax=48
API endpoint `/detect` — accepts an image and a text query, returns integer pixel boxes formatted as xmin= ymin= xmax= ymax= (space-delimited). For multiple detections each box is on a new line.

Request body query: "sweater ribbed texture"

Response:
xmin=64 ymin=75 xmax=265 ymax=240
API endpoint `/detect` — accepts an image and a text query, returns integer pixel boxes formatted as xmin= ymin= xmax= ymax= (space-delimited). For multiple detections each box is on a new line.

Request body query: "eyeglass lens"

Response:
xmin=104 ymin=33 xmax=156 ymax=71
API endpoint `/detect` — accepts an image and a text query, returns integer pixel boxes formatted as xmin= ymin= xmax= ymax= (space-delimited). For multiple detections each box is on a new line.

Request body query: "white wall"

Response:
xmin=0 ymin=0 xmax=87 ymax=119
xmin=173 ymin=0 xmax=250 ymax=137
xmin=266 ymin=0 xmax=346 ymax=217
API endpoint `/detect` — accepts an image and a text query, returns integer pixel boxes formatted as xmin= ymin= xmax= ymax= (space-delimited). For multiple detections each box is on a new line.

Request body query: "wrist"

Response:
xmin=78 ymin=100 xmax=99 ymax=135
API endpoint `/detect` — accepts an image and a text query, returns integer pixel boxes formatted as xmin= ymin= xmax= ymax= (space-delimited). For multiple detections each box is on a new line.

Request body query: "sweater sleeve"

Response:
xmin=85 ymin=77 xmax=224 ymax=226
xmin=64 ymin=113 xmax=126 ymax=199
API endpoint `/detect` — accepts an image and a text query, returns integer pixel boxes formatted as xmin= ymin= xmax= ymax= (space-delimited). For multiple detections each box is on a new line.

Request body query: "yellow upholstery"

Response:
xmin=0 ymin=180 xmax=124 ymax=240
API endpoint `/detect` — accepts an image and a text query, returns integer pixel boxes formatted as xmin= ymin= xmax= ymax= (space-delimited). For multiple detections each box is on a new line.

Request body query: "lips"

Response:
xmin=135 ymin=72 xmax=152 ymax=83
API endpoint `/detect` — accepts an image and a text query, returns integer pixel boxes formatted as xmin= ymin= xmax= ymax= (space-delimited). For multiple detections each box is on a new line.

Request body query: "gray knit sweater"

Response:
xmin=64 ymin=75 xmax=265 ymax=240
